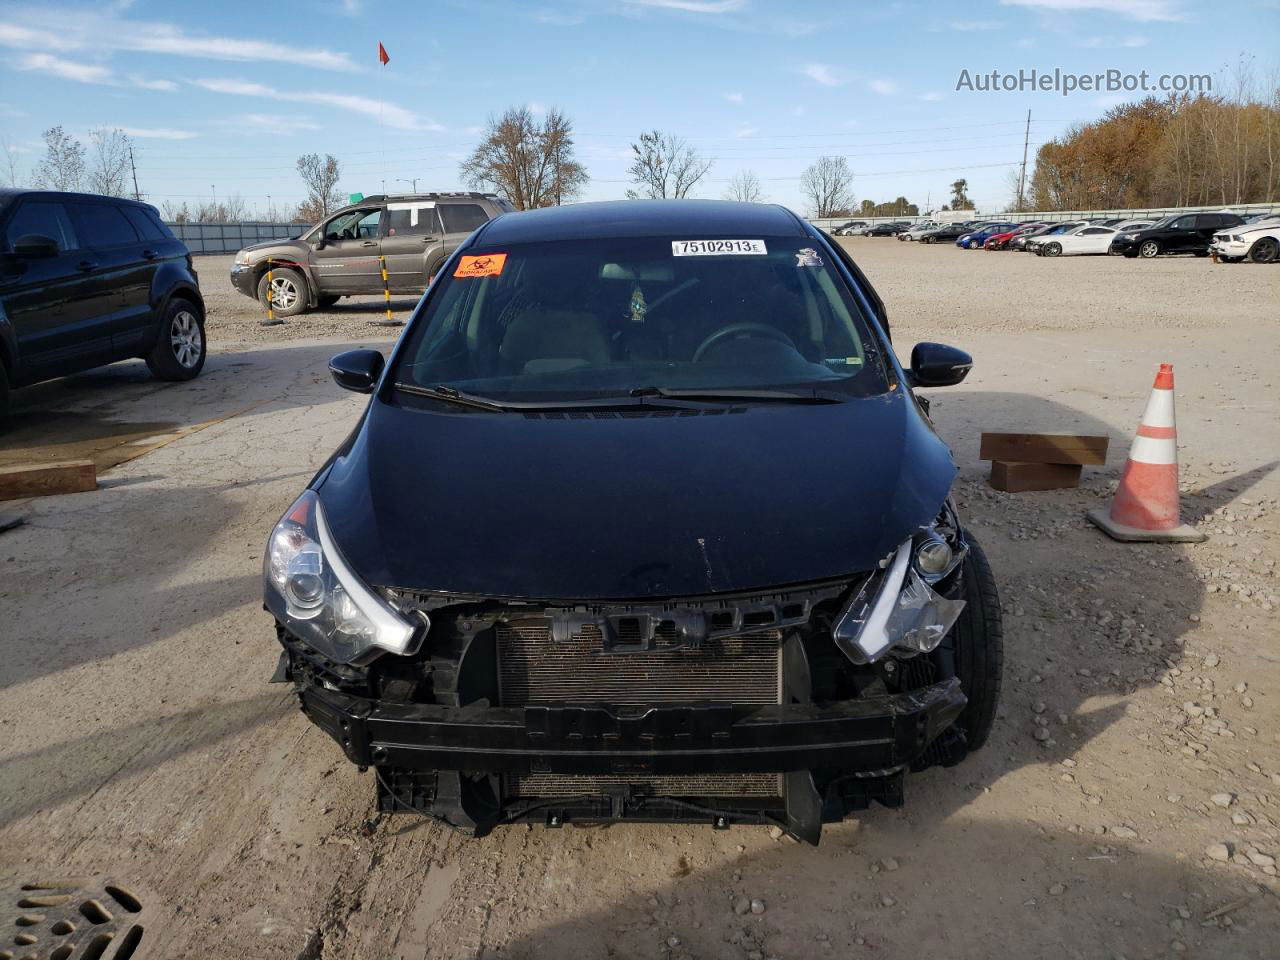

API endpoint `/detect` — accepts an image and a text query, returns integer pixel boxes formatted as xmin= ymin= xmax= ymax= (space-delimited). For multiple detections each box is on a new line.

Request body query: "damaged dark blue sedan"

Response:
xmin=264 ymin=200 xmax=1002 ymax=844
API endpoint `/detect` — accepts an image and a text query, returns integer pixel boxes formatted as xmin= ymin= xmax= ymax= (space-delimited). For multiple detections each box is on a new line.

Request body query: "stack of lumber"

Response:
xmin=979 ymin=432 xmax=1108 ymax=492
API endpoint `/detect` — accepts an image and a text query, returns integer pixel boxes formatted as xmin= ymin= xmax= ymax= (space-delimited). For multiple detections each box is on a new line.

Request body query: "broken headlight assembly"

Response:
xmin=832 ymin=523 xmax=967 ymax=666
xmin=263 ymin=490 xmax=424 ymax=665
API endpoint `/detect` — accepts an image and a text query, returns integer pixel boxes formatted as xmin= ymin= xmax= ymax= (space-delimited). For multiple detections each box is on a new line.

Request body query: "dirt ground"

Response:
xmin=1 ymin=240 xmax=1278 ymax=960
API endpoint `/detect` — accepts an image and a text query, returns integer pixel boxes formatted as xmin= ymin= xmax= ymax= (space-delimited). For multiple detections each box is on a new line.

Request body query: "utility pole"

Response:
xmin=1016 ymin=108 xmax=1031 ymax=211
xmin=128 ymin=143 xmax=140 ymax=201
xmin=396 ymin=177 xmax=420 ymax=192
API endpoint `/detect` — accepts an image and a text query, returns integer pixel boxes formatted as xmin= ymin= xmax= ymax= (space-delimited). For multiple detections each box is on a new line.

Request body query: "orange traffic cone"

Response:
xmin=1087 ymin=363 xmax=1207 ymax=543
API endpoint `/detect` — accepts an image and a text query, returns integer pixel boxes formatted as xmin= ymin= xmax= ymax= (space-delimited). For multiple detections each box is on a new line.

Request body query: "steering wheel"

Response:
xmin=693 ymin=323 xmax=796 ymax=362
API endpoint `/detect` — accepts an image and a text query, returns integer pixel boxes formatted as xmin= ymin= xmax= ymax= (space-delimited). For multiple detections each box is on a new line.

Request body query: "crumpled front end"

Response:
xmin=273 ymin=513 xmax=975 ymax=844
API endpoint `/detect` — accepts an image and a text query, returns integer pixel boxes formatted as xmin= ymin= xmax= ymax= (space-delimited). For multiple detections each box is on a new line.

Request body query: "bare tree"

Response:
xmin=799 ymin=156 xmax=855 ymax=217
xmin=459 ymin=105 xmax=588 ymax=209
xmin=723 ymin=169 xmax=764 ymax=203
xmin=34 ymin=126 xmax=85 ymax=191
xmin=86 ymin=127 xmax=134 ymax=198
xmin=0 ymin=138 xmax=23 ymax=187
xmin=161 ymin=200 xmax=192 ymax=224
xmin=296 ymin=153 xmax=343 ymax=221
xmin=626 ymin=130 xmax=712 ymax=199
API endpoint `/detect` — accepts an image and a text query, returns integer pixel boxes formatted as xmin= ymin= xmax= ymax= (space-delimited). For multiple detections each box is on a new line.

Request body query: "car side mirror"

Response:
xmin=329 ymin=349 xmax=385 ymax=393
xmin=312 ymin=237 xmax=326 ymax=250
xmin=13 ymin=234 xmax=59 ymax=259
xmin=909 ymin=342 xmax=972 ymax=388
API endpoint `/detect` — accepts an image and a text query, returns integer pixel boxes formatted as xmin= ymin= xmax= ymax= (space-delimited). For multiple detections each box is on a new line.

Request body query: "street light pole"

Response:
xmin=396 ymin=177 xmax=420 ymax=193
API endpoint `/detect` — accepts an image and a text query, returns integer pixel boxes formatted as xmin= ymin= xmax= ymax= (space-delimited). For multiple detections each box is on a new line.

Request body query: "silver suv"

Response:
xmin=229 ymin=192 xmax=514 ymax=316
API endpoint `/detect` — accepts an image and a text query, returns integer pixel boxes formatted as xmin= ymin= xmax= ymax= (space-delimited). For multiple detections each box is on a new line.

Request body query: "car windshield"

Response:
xmin=393 ymin=236 xmax=890 ymax=404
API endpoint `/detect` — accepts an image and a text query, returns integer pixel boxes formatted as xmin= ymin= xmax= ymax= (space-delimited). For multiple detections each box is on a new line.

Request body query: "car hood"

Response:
xmin=317 ymin=388 xmax=957 ymax=601
xmin=239 ymin=237 xmax=308 ymax=257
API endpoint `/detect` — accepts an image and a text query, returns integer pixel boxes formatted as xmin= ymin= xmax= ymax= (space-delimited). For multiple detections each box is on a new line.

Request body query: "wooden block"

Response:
xmin=989 ymin=460 xmax=1082 ymax=492
xmin=0 ymin=460 xmax=97 ymax=501
xmin=979 ymin=432 xmax=1109 ymax=466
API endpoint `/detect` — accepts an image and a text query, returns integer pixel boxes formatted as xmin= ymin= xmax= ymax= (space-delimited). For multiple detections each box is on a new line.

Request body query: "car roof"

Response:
xmin=477 ymin=199 xmax=808 ymax=244
xmin=0 ymin=187 xmax=157 ymax=210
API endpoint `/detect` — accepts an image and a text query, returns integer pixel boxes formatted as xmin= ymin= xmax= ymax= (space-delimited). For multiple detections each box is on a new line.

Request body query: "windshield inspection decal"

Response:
xmin=454 ymin=253 xmax=508 ymax=278
xmin=795 ymin=247 xmax=823 ymax=267
xmin=671 ymin=239 xmax=767 ymax=256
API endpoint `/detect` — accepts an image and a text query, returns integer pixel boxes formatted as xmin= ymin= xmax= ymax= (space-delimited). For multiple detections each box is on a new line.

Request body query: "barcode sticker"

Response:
xmin=671 ymin=239 xmax=767 ymax=256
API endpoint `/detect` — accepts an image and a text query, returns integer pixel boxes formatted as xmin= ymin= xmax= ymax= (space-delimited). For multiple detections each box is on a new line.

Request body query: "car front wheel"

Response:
xmin=1139 ymin=240 xmax=1161 ymax=258
xmin=942 ymin=534 xmax=1003 ymax=754
xmin=257 ymin=267 xmax=309 ymax=317
xmin=147 ymin=298 xmax=207 ymax=381
xmin=1043 ymin=242 xmax=1062 ymax=257
xmin=1249 ymin=236 xmax=1278 ymax=264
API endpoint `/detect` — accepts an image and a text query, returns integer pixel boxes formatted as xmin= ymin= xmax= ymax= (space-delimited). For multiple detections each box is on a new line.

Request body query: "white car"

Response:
xmin=898 ymin=222 xmax=940 ymax=241
xmin=1210 ymin=216 xmax=1280 ymax=264
xmin=1036 ymin=221 xmax=1153 ymax=257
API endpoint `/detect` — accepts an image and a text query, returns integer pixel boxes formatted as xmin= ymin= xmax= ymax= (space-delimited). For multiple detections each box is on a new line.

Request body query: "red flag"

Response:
xmin=377 ymin=42 xmax=390 ymax=65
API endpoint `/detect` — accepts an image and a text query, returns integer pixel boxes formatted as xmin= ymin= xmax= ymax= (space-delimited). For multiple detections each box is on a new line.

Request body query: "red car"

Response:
xmin=983 ymin=224 xmax=1043 ymax=250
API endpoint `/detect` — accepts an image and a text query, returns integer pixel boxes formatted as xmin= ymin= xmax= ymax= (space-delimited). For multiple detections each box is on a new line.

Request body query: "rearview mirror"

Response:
xmin=13 ymin=234 xmax=59 ymax=259
xmin=909 ymin=342 xmax=972 ymax=388
xmin=329 ymin=349 xmax=385 ymax=393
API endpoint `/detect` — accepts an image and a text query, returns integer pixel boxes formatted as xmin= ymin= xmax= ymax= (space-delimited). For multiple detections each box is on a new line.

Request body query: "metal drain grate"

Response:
xmin=2 ymin=879 xmax=146 ymax=960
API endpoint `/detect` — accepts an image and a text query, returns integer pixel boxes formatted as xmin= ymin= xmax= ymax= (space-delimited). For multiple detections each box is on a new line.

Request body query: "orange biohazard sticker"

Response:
xmin=454 ymin=254 xmax=507 ymax=278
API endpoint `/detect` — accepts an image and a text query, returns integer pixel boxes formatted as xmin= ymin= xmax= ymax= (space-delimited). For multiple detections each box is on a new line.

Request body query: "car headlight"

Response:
xmin=832 ymin=530 xmax=967 ymax=665
xmin=1120 ymin=233 xmax=1137 ymax=242
xmin=235 ymin=252 xmax=250 ymax=265
xmin=264 ymin=490 xmax=423 ymax=664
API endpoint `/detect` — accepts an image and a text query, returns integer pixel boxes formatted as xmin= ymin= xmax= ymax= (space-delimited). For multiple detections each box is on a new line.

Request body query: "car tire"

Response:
xmin=146 ymin=298 xmax=207 ymax=382
xmin=1043 ymin=242 xmax=1062 ymax=257
xmin=922 ymin=236 xmax=933 ymax=244
xmin=1139 ymin=240 xmax=1160 ymax=259
xmin=317 ymin=295 xmax=341 ymax=309
xmin=948 ymin=534 xmax=1003 ymax=753
xmin=257 ymin=267 xmax=309 ymax=317
xmin=1248 ymin=236 xmax=1278 ymax=264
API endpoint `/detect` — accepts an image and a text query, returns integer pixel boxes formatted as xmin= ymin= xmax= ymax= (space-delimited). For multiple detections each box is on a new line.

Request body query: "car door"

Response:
xmin=0 ymin=197 xmax=111 ymax=382
xmin=68 ymin=200 xmax=155 ymax=357
xmin=381 ymin=201 xmax=446 ymax=292
xmin=437 ymin=202 xmax=492 ymax=262
xmin=1075 ymin=226 xmax=1111 ymax=254
xmin=1164 ymin=214 xmax=1197 ymax=251
xmin=1193 ymin=214 xmax=1225 ymax=250
xmin=310 ymin=207 xmax=384 ymax=294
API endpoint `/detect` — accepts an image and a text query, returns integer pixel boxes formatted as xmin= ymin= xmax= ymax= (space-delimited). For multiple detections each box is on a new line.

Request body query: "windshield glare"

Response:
xmin=393 ymin=237 xmax=889 ymax=403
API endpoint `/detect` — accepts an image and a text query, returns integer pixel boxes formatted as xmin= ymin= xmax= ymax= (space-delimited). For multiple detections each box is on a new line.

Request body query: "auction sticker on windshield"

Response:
xmin=671 ymin=239 xmax=767 ymax=256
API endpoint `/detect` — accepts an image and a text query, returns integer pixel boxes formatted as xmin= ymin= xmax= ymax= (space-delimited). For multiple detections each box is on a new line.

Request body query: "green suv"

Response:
xmin=229 ymin=192 xmax=514 ymax=316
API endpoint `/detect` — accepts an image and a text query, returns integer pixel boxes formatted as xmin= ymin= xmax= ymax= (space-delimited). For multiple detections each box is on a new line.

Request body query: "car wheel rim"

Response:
xmin=171 ymin=311 xmax=203 ymax=368
xmin=269 ymin=277 xmax=298 ymax=308
xmin=1141 ymin=242 xmax=1158 ymax=258
xmin=1255 ymin=239 xmax=1278 ymax=262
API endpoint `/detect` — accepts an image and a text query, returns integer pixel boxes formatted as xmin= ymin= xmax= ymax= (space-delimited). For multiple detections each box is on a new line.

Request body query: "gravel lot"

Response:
xmin=2 ymin=239 xmax=1278 ymax=959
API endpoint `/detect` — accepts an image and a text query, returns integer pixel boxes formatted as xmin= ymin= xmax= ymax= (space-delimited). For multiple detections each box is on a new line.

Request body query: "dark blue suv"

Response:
xmin=0 ymin=189 xmax=206 ymax=419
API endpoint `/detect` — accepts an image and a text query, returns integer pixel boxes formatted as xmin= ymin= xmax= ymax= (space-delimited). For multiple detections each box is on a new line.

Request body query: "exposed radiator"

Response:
xmin=507 ymin=772 xmax=783 ymax=798
xmin=495 ymin=622 xmax=783 ymax=706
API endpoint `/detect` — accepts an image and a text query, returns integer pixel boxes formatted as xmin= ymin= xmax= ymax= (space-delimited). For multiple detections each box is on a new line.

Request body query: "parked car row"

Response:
xmin=840 ymin=211 xmax=1278 ymax=262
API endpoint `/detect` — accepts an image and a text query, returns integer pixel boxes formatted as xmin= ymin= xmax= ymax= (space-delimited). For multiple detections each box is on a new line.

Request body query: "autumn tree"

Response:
xmin=296 ymin=153 xmax=343 ymax=222
xmin=800 ymin=156 xmax=855 ymax=217
xmin=35 ymin=126 xmax=85 ymax=191
xmin=460 ymin=105 xmax=588 ymax=209
xmin=626 ymin=130 xmax=712 ymax=199
xmin=86 ymin=127 xmax=134 ymax=198
xmin=723 ymin=169 xmax=764 ymax=203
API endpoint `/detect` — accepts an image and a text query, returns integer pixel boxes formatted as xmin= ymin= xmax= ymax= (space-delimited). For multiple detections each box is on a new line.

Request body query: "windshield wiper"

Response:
xmin=394 ymin=383 xmax=512 ymax=411
xmin=628 ymin=386 xmax=845 ymax=404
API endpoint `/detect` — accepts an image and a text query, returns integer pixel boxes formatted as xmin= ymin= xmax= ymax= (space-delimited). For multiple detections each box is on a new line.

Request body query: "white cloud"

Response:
xmin=920 ymin=91 xmax=945 ymax=101
xmin=948 ymin=19 xmax=1004 ymax=30
xmin=128 ymin=75 xmax=178 ymax=91
xmin=791 ymin=106 xmax=806 ymax=117
xmin=1015 ymin=36 xmax=1036 ymax=47
xmin=339 ymin=0 xmax=363 ymax=14
xmin=734 ymin=126 xmax=758 ymax=138
xmin=0 ymin=12 xmax=356 ymax=71
xmin=17 ymin=53 xmax=114 ymax=84
xmin=999 ymin=0 xmax=1186 ymax=22
xmin=869 ymin=79 xmax=897 ymax=95
xmin=119 ymin=127 xmax=200 ymax=139
xmin=801 ymin=63 xmax=846 ymax=86
xmin=528 ymin=101 xmax=549 ymax=115
xmin=535 ymin=8 xmax=586 ymax=25
xmin=231 ymin=114 xmax=321 ymax=134
xmin=1078 ymin=34 xmax=1150 ymax=46
xmin=625 ymin=0 xmax=746 ymax=11
xmin=192 ymin=78 xmax=443 ymax=132
xmin=725 ymin=92 xmax=744 ymax=104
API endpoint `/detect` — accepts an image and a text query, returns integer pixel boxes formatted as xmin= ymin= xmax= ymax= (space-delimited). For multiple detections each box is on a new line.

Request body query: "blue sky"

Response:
xmin=1 ymin=0 xmax=1276 ymax=216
